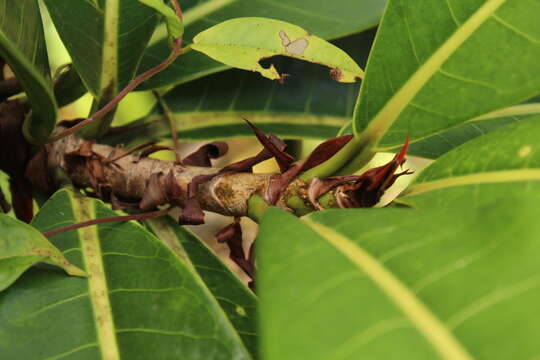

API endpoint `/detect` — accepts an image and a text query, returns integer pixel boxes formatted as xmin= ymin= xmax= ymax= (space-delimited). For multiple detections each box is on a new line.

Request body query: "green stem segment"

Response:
xmin=300 ymin=137 xmax=375 ymax=180
xmin=247 ymin=195 xmax=268 ymax=223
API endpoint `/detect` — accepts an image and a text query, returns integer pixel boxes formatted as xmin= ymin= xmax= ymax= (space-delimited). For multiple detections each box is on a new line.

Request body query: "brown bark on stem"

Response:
xmin=42 ymin=129 xmax=313 ymax=218
xmin=33 ymin=127 xmax=410 ymax=221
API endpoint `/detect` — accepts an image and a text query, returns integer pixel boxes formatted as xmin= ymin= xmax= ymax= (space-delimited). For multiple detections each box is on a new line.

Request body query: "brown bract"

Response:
xmin=183 ymin=142 xmax=229 ymax=167
xmin=216 ymin=217 xmax=256 ymax=290
xmin=265 ymin=134 xmax=354 ymax=204
xmin=308 ymin=137 xmax=413 ymax=209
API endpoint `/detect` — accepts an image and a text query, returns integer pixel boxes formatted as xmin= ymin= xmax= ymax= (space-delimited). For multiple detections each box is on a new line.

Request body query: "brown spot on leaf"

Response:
xmin=330 ymin=68 xmax=343 ymax=82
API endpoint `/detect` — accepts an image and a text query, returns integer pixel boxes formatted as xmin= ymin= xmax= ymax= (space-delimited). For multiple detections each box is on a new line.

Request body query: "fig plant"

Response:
xmin=1 ymin=0 xmax=539 ymax=359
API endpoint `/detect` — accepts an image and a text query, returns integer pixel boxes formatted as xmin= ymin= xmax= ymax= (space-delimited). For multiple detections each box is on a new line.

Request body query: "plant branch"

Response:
xmin=38 ymin=128 xmax=410 ymax=222
xmin=42 ymin=130 xmax=321 ymax=218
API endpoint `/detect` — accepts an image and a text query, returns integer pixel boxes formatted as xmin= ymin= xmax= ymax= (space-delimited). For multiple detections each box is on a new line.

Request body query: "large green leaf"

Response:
xmin=138 ymin=0 xmax=386 ymax=89
xmin=104 ymin=31 xmax=374 ymax=145
xmin=0 ymin=213 xmax=85 ymax=292
xmin=0 ymin=0 xmax=57 ymax=144
xmin=340 ymin=103 xmax=540 ymax=159
xmin=352 ymin=0 xmax=540 ymax=159
xmin=43 ymin=0 xmax=159 ymax=135
xmin=44 ymin=0 xmax=159 ymax=95
xmin=0 ymin=189 xmax=251 ymax=359
xmin=400 ymin=115 xmax=540 ymax=208
xmin=147 ymin=217 xmax=258 ymax=358
xmin=258 ymin=203 xmax=540 ymax=359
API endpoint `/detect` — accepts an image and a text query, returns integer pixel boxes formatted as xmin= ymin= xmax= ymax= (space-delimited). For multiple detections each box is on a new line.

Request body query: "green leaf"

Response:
xmin=400 ymin=115 xmax=540 ymax=208
xmin=53 ymin=65 xmax=87 ymax=108
xmin=105 ymin=31 xmax=374 ymax=145
xmin=139 ymin=0 xmax=183 ymax=41
xmin=43 ymin=0 xmax=159 ymax=135
xmin=44 ymin=0 xmax=159 ymax=96
xmin=147 ymin=217 xmax=258 ymax=358
xmin=339 ymin=103 xmax=540 ymax=159
xmin=0 ymin=0 xmax=58 ymax=144
xmin=0 ymin=213 xmax=85 ymax=292
xmin=191 ymin=17 xmax=363 ymax=83
xmin=0 ymin=188 xmax=251 ymax=359
xmin=137 ymin=0 xmax=386 ymax=89
xmin=259 ymin=203 xmax=540 ymax=359
xmin=350 ymin=0 xmax=540 ymax=167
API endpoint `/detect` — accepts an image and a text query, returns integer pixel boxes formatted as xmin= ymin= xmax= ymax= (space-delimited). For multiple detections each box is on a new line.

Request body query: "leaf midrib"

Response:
xmin=404 ymin=169 xmax=540 ymax=197
xmin=358 ymin=0 xmax=507 ymax=146
xmin=72 ymin=195 xmax=120 ymax=360
xmin=377 ymin=103 xmax=540 ymax=152
xmin=301 ymin=217 xmax=472 ymax=360
xmin=100 ymin=0 xmax=119 ymax=97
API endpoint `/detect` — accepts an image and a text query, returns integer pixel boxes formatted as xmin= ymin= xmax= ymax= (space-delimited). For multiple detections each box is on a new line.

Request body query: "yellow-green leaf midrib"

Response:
xmin=405 ymin=169 xmax=540 ymax=197
xmin=100 ymin=0 xmax=119 ymax=98
xmin=72 ymin=195 xmax=120 ymax=360
xmin=301 ymin=217 xmax=472 ymax=360
xmin=360 ymin=0 xmax=507 ymax=146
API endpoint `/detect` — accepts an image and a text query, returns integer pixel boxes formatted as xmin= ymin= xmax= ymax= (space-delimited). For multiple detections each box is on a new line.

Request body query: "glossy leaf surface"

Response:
xmin=0 ymin=189 xmax=251 ymax=359
xmin=259 ymin=204 xmax=540 ymax=359
xmin=401 ymin=115 xmax=540 ymax=207
xmin=43 ymin=0 xmax=159 ymax=97
xmin=340 ymin=103 xmax=540 ymax=159
xmin=353 ymin=0 xmax=540 ymax=151
xmin=147 ymin=217 xmax=258 ymax=358
xmin=0 ymin=0 xmax=57 ymax=143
